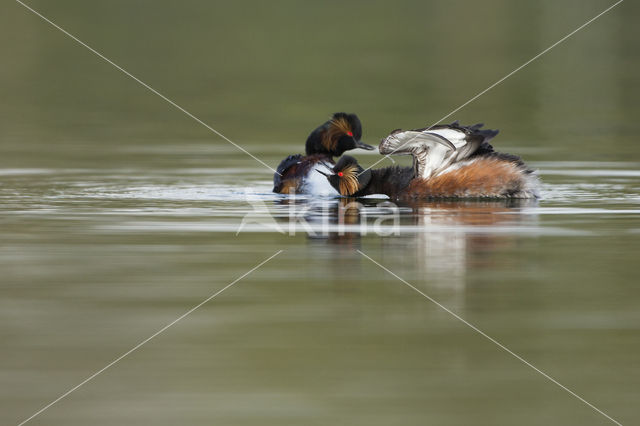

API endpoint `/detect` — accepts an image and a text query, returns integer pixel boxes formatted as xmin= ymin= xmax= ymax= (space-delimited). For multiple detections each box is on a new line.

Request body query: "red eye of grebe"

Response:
xmin=338 ymin=172 xmax=344 ymax=177
xmin=346 ymin=131 xmax=353 ymax=137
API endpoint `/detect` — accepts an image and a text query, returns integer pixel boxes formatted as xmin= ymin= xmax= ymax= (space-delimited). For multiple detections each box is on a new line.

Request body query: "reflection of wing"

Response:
xmin=379 ymin=122 xmax=499 ymax=179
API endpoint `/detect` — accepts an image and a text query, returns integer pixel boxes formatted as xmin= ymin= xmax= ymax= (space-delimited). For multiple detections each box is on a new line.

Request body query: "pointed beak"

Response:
xmin=355 ymin=141 xmax=375 ymax=151
xmin=315 ymin=169 xmax=331 ymax=177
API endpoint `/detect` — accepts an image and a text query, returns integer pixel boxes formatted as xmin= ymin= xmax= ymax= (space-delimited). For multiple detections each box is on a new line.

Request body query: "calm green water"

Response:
xmin=2 ymin=1 xmax=639 ymax=425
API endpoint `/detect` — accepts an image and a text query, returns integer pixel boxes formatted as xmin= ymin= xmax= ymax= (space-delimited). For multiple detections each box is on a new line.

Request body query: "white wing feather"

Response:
xmin=380 ymin=128 xmax=476 ymax=179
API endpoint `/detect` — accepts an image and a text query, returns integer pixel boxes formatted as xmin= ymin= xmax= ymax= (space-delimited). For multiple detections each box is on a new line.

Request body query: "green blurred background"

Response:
xmin=1 ymin=0 xmax=639 ymax=169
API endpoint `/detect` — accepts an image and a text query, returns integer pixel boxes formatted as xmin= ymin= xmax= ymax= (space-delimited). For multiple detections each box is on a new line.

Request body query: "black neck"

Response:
xmin=305 ymin=125 xmax=331 ymax=156
xmin=353 ymin=166 xmax=414 ymax=198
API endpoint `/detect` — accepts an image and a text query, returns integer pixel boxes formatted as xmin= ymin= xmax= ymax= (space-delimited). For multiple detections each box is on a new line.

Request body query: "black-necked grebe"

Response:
xmin=318 ymin=122 xmax=539 ymax=199
xmin=272 ymin=112 xmax=374 ymax=195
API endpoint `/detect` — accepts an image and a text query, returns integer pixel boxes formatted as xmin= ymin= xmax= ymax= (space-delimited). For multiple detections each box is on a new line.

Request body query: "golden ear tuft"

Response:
xmin=322 ymin=117 xmax=353 ymax=150
xmin=338 ymin=164 xmax=360 ymax=195
xmin=331 ymin=116 xmax=352 ymax=135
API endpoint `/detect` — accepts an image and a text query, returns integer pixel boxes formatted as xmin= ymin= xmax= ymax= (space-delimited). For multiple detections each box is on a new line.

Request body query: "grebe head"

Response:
xmin=317 ymin=155 xmax=372 ymax=196
xmin=305 ymin=112 xmax=374 ymax=157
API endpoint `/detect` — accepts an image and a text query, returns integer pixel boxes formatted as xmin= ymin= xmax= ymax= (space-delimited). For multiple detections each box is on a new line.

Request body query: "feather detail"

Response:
xmin=322 ymin=116 xmax=352 ymax=151
xmin=379 ymin=122 xmax=500 ymax=180
xmin=338 ymin=164 xmax=361 ymax=196
xmin=404 ymin=157 xmax=538 ymax=199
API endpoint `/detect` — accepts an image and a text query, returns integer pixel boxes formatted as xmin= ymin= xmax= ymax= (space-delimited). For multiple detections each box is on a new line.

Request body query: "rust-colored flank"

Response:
xmin=405 ymin=158 xmax=526 ymax=199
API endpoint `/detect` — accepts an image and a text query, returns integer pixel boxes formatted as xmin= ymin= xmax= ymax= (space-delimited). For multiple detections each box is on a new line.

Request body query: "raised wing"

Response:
xmin=379 ymin=122 xmax=499 ymax=179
